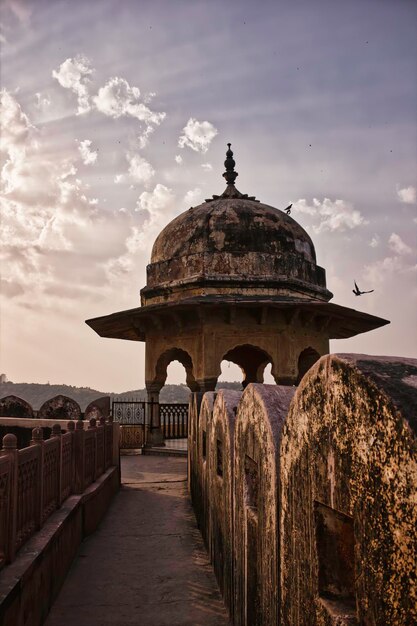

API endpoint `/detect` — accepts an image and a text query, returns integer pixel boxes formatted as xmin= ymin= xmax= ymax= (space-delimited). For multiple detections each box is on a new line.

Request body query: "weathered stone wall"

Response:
xmin=280 ymin=354 xmax=417 ymax=626
xmin=188 ymin=392 xmax=199 ymax=499
xmin=195 ymin=392 xmax=216 ymax=546
xmin=208 ymin=390 xmax=242 ymax=618
xmin=233 ymin=384 xmax=295 ymax=626
xmin=189 ymin=354 xmax=416 ymax=625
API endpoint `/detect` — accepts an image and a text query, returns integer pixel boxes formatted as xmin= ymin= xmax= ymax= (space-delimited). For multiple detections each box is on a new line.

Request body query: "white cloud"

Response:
xmin=178 ymin=118 xmax=218 ymax=153
xmin=137 ymin=125 xmax=154 ymax=150
xmin=0 ymin=90 xmax=136 ymax=308
xmin=363 ymin=234 xmax=415 ymax=288
xmin=127 ymin=153 xmax=155 ymax=184
xmin=293 ymin=197 xmax=367 ymax=233
xmin=52 ymin=55 xmax=93 ymax=114
xmin=35 ymin=92 xmax=51 ymax=110
xmin=78 ymin=139 xmax=97 ymax=165
xmin=201 ymin=162 xmax=212 ymax=171
xmin=104 ymin=184 xmax=176 ymax=280
xmin=183 ymin=187 xmax=202 ymax=206
xmin=0 ymin=88 xmax=32 ymax=153
xmin=397 ymin=185 xmax=416 ymax=204
xmin=369 ymin=235 xmax=380 ymax=248
xmin=137 ymin=183 xmax=175 ymax=219
xmin=94 ymin=77 xmax=165 ymax=126
xmin=0 ymin=89 xmax=34 ymax=195
xmin=175 ymin=154 xmax=183 ymax=165
xmin=388 ymin=233 xmax=413 ymax=256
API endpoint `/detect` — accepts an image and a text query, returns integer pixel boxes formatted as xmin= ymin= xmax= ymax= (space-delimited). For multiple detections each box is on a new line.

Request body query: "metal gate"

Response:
xmin=112 ymin=400 xmax=188 ymax=448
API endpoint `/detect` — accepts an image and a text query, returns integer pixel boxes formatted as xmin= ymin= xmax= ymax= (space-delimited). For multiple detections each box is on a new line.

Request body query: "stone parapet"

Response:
xmin=188 ymin=354 xmax=417 ymax=625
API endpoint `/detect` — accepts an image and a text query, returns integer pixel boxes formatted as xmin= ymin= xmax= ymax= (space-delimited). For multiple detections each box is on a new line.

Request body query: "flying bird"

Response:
xmin=285 ymin=204 xmax=292 ymax=215
xmin=353 ymin=280 xmax=374 ymax=296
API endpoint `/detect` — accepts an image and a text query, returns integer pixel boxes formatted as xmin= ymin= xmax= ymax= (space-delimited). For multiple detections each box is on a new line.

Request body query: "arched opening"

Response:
xmin=218 ymin=344 xmax=274 ymax=389
xmin=297 ymin=347 xmax=320 ymax=384
xmin=263 ymin=363 xmax=276 ymax=384
xmin=154 ymin=347 xmax=197 ymax=392
xmin=217 ymin=360 xmax=245 ymax=390
xmin=162 ymin=360 xmax=190 ymax=402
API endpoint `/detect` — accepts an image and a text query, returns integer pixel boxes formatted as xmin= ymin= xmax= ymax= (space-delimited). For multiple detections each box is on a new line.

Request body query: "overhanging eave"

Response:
xmin=85 ymin=297 xmax=389 ymax=342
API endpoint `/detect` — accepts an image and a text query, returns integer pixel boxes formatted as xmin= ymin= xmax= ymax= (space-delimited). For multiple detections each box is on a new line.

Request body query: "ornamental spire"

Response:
xmin=204 ymin=142 xmax=258 ymax=202
xmin=222 ymin=143 xmax=238 ymax=186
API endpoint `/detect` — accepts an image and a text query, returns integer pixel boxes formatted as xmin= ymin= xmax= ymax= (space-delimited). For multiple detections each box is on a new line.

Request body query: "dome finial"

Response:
xmin=223 ymin=142 xmax=238 ymax=186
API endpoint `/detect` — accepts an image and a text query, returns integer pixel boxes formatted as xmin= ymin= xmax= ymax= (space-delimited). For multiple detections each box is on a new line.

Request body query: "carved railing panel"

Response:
xmin=0 ymin=456 xmax=11 ymax=569
xmin=0 ymin=416 xmax=118 ymax=566
xmin=60 ymin=432 xmax=73 ymax=502
xmin=84 ymin=430 xmax=96 ymax=487
xmin=42 ymin=438 xmax=60 ymax=522
xmin=119 ymin=426 xmax=145 ymax=449
xmin=16 ymin=446 xmax=40 ymax=551
xmin=96 ymin=426 xmax=105 ymax=476
xmin=160 ymin=403 xmax=188 ymax=439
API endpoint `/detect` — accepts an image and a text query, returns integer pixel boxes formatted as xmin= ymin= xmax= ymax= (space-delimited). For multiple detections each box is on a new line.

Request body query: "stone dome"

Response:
xmin=151 ymin=198 xmax=316 ymax=266
xmin=141 ymin=145 xmax=332 ymax=306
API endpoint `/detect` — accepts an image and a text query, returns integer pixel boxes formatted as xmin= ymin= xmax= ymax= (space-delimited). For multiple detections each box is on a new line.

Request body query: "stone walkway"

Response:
xmin=45 ymin=456 xmax=229 ymax=626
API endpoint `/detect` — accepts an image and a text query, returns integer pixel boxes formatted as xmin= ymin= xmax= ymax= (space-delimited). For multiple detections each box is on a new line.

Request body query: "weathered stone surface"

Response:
xmin=84 ymin=396 xmax=111 ymax=420
xmin=38 ymin=395 xmax=81 ymax=420
xmin=188 ymin=392 xmax=200 ymax=501
xmin=0 ymin=395 xmax=34 ymax=418
xmin=144 ymin=197 xmax=331 ymax=306
xmin=208 ymin=389 xmax=242 ymax=619
xmin=233 ymin=383 xmax=295 ymax=626
xmin=0 ymin=467 xmax=119 ymax=626
xmin=280 ymin=354 xmax=417 ymax=626
xmin=195 ymin=392 xmax=216 ymax=547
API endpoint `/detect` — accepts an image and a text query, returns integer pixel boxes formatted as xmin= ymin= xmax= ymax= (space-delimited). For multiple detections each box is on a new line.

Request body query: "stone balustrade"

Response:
xmin=0 ymin=416 xmax=118 ymax=569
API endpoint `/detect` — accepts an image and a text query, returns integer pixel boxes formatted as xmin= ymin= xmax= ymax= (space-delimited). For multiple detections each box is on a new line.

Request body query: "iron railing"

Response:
xmin=111 ymin=401 xmax=188 ymax=447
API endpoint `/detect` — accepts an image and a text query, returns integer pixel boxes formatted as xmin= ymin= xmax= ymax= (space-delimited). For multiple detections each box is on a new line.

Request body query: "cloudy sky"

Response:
xmin=1 ymin=0 xmax=416 ymax=392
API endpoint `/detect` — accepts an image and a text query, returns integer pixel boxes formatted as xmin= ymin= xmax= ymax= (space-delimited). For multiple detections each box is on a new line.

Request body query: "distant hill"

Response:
xmin=0 ymin=380 xmax=242 ymax=410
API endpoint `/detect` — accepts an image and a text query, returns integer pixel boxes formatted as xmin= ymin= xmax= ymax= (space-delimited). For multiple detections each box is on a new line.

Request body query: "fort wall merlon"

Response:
xmin=280 ymin=353 xmax=417 ymax=626
xmin=208 ymin=389 xmax=242 ymax=619
xmin=233 ymin=384 xmax=295 ymax=626
xmin=190 ymin=353 xmax=417 ymax=626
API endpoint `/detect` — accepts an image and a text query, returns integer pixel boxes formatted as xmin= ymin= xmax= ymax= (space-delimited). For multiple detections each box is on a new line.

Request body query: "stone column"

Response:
xmin=145 ymin=382 xmax=164 ymax=447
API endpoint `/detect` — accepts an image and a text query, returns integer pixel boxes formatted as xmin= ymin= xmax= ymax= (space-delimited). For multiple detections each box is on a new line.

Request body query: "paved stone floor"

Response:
xmin=45 ymin=456 xmax=229 ymax=626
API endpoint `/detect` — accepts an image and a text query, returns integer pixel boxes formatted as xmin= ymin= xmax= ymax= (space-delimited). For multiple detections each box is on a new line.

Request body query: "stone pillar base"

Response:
xmin=144 ymin=427 xmax=165 ymax=447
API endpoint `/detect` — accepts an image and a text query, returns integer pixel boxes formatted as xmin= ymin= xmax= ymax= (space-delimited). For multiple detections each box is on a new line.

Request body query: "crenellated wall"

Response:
xmin=189 ymin=354 xmax=417 ymax=626
xmin=208 ymin=390 xmax=242 ymax=619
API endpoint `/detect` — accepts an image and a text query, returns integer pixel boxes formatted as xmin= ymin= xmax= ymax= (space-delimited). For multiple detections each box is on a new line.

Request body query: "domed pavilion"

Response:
xmin=86 ymin=144 xmax=389 ymax=444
